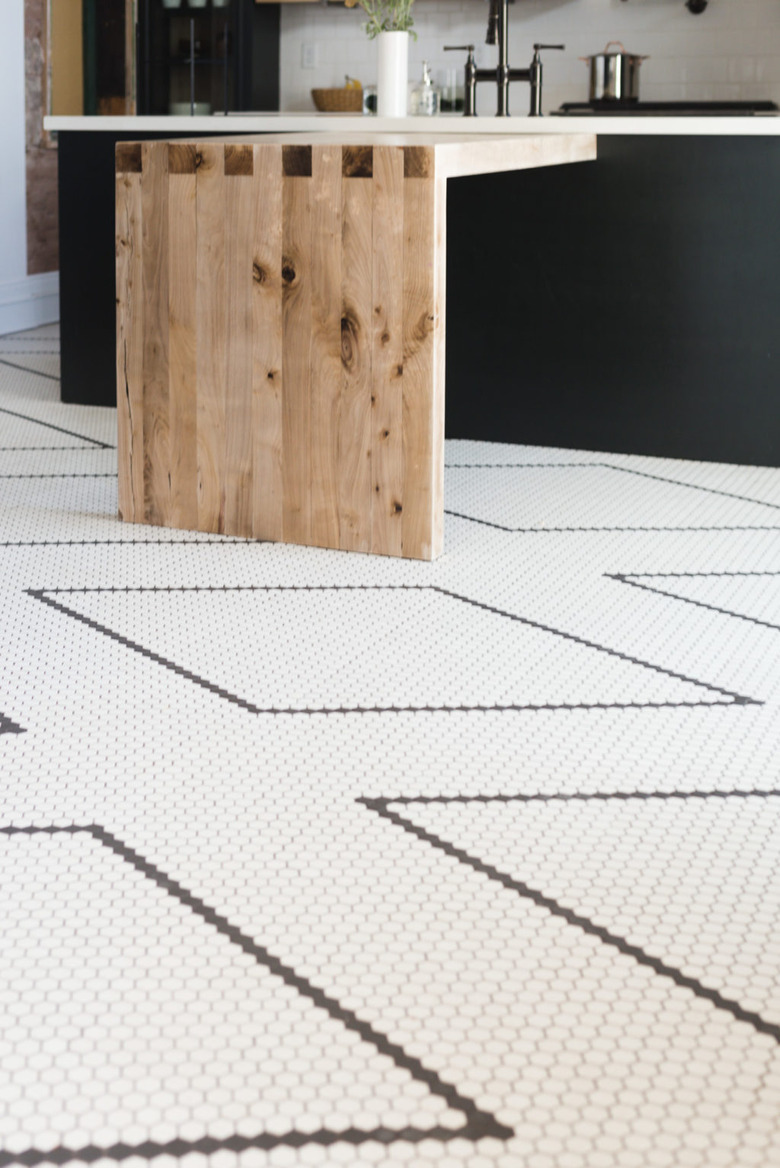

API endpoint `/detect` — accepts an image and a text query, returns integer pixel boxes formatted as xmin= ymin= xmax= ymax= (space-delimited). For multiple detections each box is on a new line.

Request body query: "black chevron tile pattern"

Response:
xmin=1 ymin=328 xmax=780 ymax=1168
xmin=609 ymin=570 xmax=780 ymax=632
xmin=0 ymin=710 xmax=24 ymax=735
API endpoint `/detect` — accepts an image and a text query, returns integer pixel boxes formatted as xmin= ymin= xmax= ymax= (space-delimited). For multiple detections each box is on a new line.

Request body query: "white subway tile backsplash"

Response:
xmin=279 ymin=0 xmax=780 ymax=112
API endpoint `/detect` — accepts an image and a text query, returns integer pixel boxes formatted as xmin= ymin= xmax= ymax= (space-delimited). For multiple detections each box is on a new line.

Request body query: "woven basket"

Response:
xmin=311 ymin=86 xmax=363 ymax=112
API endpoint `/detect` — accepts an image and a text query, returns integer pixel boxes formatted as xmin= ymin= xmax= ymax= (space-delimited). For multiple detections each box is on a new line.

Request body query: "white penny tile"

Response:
xmin=1 ymin=328 xmax=779 ymax=1168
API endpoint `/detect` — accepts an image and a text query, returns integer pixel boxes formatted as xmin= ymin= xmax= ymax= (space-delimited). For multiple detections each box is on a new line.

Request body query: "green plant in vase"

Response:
xmin=344 ymin=0 xmax=416 ymax=40
xmin=345 ymin=0 xmax=416 ymax=115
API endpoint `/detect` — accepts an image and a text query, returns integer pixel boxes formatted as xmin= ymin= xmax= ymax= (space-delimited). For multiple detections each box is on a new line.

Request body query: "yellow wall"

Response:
xmin=50 ymin=0 xmax=83 ymax=116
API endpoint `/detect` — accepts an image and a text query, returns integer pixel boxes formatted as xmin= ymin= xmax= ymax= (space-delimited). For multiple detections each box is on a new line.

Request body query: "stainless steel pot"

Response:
xmin=581 ymin=42 xmax=648 ymax=102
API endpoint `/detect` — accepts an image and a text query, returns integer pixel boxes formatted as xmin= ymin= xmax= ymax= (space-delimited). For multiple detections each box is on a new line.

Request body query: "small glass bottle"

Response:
xmin=440 ymin=66 xmax=464 ymax=114
xmin=409 ymin=60 xmax=441 ymax=116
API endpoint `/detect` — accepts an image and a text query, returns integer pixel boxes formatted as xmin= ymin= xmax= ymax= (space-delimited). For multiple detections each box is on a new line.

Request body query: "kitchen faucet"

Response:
xmin=445 ymin=0 xmax=563 ymax=116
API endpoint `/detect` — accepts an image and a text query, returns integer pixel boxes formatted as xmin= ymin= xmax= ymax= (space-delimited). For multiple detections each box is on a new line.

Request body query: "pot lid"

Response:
xmin=582 ymin=41 xmax=649 ymax=61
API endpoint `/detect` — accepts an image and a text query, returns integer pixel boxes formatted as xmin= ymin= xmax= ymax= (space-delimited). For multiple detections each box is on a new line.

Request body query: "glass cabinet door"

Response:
xmin=139 ymin=0 xmax=238 ymax=115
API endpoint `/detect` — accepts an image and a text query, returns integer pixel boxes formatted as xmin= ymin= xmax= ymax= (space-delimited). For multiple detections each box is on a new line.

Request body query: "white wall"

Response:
xmin=280 ymin=0 xmax=780 ymax=114
xmin=0 ymin=0 xmax=58 ymax=336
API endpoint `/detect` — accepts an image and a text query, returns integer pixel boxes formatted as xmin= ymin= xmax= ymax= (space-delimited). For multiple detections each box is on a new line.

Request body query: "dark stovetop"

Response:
xmin=553 ymin=100 xmax=780 ymax=116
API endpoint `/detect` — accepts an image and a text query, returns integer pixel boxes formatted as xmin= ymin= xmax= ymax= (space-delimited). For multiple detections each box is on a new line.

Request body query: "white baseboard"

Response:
xmin=0 ymin=272 xmax=60 ymax=336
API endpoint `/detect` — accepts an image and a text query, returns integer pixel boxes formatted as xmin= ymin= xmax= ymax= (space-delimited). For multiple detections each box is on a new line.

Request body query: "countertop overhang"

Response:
xmin=116 ymin=130 xmax=597 ymax=179
xmin=44 ymin=112 xmax=780 ymax=137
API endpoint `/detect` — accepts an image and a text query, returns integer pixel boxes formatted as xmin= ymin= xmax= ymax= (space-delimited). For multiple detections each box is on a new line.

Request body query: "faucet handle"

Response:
xmin=532 ymin=43 xmax=565 ymax=66
xmin=444 ymin=45 xmax=477 ymax=117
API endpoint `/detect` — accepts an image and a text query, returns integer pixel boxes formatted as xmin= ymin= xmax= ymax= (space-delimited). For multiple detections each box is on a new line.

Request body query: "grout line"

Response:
xmin=0 ymin=356 xmax=61 ymax=383
xmin=360 ymin=794 xmax=780 ymax=1045
xmin=0 ymin=404 xmax=113 ymax=449
xmin=0 ymin=823 xmax=510 ymax=1164
xmin=26 ymin=584 xmax=760 ymax=712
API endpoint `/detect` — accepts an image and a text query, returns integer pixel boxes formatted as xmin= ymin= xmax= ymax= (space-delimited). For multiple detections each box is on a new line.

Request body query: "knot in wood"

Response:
xmin=414 ymin=312 xmax=432 ymax=343
xmin=252 ymin=262 xmax=267 ymax=285
xmin=281 ymin=261 xmax=296 ymax=286
xmin=341 ymin=311 xmax=360 ymax=369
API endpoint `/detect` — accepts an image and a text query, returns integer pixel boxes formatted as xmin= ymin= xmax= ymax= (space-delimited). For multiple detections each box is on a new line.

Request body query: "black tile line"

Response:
xmin=26 ymin=583 xmax=758 ymax=711
xmin=386 ymin=787 xmax=780 ymax=806
xmin=0 ymin=356 xmax=60 ymax=382
xmin=615 ymin=571 xmax=780 ymax=578
xmin=604 ymin=463 xmax=780 ymax=510
xmin=0 ymin=445 xmax=98 ymax=452
xmin=358 ymin=796 xmax=780 ymax=1045
xmin=445 ymin=462 xmax=601 ymax=467
xmin=0 ymin=537 xmax=254 ymax=547
xmin=0 ymin=405 xmax=113 ymax=449
xmin=445 ymin=461 xmax=780 ymax=513
xmin=0 ymin=473 xmax=115 ymax=479
xmin=430 ymin=583 xmax=755 ymax=706
xmin=0 ymin=325 xmax=59 ymax=340
xmin=445 ymin=510 xmax=780 ymax=534
xmin=0 ymin=824 xmax=510 ymax=1166
xmin=608 ymin=573 xmax=780 ymax=634
xmin=0 ymin=1129 xmax=501 ymax=1168
xmin=0 ymin=348 xmax=60 ymax=356
xmin=0 ymin=711 xmax=25 ymax=735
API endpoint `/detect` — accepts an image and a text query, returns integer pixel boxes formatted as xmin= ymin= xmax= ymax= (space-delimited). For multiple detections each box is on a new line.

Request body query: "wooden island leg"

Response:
xmin=116 ymin=139 xmax=446 ymax=560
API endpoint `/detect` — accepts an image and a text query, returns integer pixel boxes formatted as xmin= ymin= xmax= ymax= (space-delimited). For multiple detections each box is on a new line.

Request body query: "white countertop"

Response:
xmin=44 ymin=112 xmax=780 ymax=137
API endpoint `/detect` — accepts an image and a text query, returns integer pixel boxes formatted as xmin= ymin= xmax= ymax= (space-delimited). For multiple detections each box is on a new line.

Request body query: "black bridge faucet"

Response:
xmin=445 ymin=0 xmax=563 ymax=117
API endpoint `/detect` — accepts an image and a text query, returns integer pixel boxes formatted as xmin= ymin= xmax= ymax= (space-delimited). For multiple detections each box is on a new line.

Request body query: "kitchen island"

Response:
xmin=115 ymin=131 xmax=595 ymax=559
xmin=47 ymin=114 xmax=780 ymax=467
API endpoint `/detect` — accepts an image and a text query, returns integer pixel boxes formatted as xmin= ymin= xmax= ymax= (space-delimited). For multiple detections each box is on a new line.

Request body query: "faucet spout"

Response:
xmin=486 ymin=0 xmax=499 ymax=47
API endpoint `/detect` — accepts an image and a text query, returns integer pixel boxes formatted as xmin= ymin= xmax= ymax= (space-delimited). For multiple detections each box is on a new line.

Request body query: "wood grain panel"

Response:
xmin=168 ymin=164 xmax=199 ymax=529
xmin=371 ymin=146 xmax=404 ymax=557
xmin=430 ymin=174 xmax=447 ymax=557
xmin=119 ymin=133 xmax=593 ymax=556
xmin=281 ymin=176 xmax=312 ymax=545
xmin=339 ymin=175 xmax=373 ymax=553
xmin=195 ymin=143 xmax=226 ymax=533
xmin=251 ymin=144 xmax=284 ymax=542
xmin=402 ymin=171 xmax=438 ymax=560
xmin=141 ymin=142 xmax=170 ymax=526
xmin=309 ymin=145 xmax=342 ymax=550
xmin=115 ymin=169 xmax=144 ymax=523
xmin=224 ymin=165 xmax=254 ymax=537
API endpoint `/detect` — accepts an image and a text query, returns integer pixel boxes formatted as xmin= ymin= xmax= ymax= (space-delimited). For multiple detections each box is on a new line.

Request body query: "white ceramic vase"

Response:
xmin=376 ymin=31 xmax=409 ymax=118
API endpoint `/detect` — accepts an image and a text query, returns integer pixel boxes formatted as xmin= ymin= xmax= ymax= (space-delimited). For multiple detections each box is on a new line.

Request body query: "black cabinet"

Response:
xmin=136 ymin=0 xmax=280 ymax=115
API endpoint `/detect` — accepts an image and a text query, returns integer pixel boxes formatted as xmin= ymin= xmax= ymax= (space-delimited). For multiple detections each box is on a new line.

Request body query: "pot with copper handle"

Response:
xmin=581 ymin=42 xmax=648 ymax=102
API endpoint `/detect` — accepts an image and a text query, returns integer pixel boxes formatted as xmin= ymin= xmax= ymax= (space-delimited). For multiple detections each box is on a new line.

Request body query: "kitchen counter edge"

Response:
xmin=44 ymin=113 xmax=780 ymax=136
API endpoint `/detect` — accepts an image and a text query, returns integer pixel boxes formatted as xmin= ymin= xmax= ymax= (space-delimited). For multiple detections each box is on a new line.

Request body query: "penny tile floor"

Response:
xmin=1 ymin=325 xmax=779 ymax=1168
